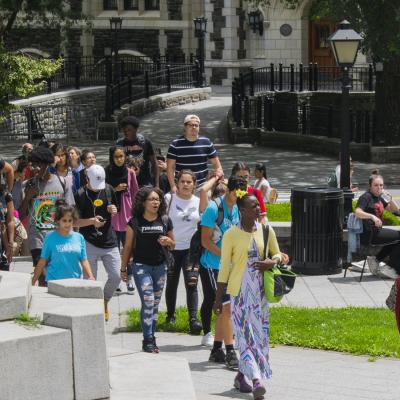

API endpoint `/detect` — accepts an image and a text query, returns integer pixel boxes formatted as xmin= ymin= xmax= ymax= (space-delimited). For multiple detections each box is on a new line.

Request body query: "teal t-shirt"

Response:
xmin=200 ymin=196 xmax=239 ymax=270
xmin=41 ymin=231 xmax=87 ymax=281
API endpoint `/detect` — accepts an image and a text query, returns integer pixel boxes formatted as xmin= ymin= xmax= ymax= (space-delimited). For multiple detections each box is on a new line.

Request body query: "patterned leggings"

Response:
xmin=132 ymin=262 xmax=167 ymax=339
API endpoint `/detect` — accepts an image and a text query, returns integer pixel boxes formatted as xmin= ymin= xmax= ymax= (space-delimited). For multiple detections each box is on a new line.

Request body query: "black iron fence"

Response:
xmin=12 ymin=54 xmax=196 ymax=99
xmin=0 ymin=104 xmax=99 ymax=141
xmin=232 ymin=95 xmax=376 ymax=144
xmin=105 ymin=62 xmax=201 ymax=118
xmin=233 ymin=63 xmax=375 ymax=98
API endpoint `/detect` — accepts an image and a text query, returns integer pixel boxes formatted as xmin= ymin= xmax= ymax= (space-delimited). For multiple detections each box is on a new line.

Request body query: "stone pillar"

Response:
xmin=81 ymin=29 xmax=95 ymax=59
xmin=159 ymin=29 xmax=167 ymax=57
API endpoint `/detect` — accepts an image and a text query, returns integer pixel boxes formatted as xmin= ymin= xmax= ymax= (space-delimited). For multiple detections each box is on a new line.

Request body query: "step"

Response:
xmin=0 ymin=271 xmax=31 ymax=321
xmin=109 ymin=350 xmax=196 ymax=400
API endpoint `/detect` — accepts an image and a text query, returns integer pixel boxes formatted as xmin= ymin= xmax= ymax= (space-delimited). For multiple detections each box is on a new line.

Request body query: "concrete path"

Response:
xmin=12 ymin=259 xmax=400 ymax=400
xmin=1 ymin=91 xmax=400 ymax=189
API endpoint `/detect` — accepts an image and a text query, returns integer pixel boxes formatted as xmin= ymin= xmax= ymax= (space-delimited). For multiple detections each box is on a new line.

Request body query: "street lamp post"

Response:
xmin=193 ymin=17 xmax=207 ymax=87
xmin=328 ymin=20 xmax=362 ymax=223
xmin=110 ymin=17 xmax=123 ymax=83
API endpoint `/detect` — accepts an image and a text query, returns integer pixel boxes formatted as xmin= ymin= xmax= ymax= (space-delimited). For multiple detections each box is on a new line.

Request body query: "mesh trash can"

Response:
xmin=291 ymin=187 xmax=344 ymax=275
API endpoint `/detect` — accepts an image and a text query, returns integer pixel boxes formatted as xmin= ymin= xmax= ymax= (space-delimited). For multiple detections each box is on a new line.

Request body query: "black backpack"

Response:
xmin=188 ymin=197 xmax=225 ymax=267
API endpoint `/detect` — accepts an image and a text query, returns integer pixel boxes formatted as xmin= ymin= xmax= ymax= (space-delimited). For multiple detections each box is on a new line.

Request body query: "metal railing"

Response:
xmin=232 ymin=95 xmax=376 ymax=144
xmin=233 ymin=63 xmax=375 ymax=98
xmin=105 ymin=62 xmax=202 ymax=118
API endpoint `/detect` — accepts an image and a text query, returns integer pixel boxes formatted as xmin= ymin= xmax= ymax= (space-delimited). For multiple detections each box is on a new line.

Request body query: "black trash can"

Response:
xmin=291 ymin=187 xmax=344 ymax=275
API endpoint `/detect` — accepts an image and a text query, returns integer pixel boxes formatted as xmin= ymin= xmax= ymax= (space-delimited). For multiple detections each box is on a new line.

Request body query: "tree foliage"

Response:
xmin=0 ymin=1 xmax=83 ymax=111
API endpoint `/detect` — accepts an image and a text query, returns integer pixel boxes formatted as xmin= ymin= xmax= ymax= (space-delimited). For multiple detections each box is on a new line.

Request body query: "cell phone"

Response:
xmin=156 ymin=155 xmax=166 ymax=162
xmin=97 ymin=216 xmax=105 ymax=222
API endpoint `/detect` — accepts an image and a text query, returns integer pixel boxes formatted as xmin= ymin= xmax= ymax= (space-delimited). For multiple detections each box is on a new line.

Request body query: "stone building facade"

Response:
xmin=4 ymin=0 xmax=366 ymax=87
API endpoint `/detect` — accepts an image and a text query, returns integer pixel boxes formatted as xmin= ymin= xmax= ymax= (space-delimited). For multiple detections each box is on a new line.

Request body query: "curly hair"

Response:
xmin=133 ymin=186 xmax=166 ymax=218
xmin=28 ymin=146 xmax=54 ymax=165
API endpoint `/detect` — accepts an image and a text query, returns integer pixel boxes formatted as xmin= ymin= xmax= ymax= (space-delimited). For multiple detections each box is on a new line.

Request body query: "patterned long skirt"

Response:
xmin=231 ymin=263 xmax=271 ymax=382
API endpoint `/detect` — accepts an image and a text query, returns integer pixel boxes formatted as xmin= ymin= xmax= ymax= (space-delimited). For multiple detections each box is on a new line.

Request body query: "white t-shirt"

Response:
xmin=165 ymin=193 xmax=200 ymax=250
xmin=253 ymin=177 xmax=272 ymax=203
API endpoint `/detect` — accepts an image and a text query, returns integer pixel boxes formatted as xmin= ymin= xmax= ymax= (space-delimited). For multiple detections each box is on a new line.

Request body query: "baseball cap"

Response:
xmin=86 ymin=165 xmax=106 ymax=190
xmin=183 ymin=114 xmax=201 ymax=124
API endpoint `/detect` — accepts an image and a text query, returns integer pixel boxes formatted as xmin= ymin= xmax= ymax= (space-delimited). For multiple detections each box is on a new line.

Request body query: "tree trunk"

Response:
xmin=375 ymin=57 xmax=400 ymax=145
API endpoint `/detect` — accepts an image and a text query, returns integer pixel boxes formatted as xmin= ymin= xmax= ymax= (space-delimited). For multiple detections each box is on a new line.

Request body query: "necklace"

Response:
xmin=85 ymin=188 xmax=104 ymax=236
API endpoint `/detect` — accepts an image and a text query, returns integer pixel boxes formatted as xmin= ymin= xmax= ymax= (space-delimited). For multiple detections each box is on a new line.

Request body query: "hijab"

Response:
xmin=105 ymin=146 xmax=128 ymax=204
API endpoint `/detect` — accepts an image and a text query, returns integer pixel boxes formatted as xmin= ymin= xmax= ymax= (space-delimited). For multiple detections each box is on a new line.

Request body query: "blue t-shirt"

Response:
xmin=41 ymin=231 xmax=87 ymax=281
xmin=200 ymin=196 xmax=239 ymax=270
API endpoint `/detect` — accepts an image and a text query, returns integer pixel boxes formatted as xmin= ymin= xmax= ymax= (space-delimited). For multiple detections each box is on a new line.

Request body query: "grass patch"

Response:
xmin=15 ymin=313 xmax=42 ymax=329
xmin=126 ymin=306 xmax=400 ymax=358
xmin=266 ymin=203 xmax=291 ymax=222
xmin=266 ymin=201 xmax=400 ymax=226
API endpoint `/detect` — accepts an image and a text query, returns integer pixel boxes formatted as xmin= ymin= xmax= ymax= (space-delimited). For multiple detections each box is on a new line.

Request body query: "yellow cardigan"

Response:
xmin=218 ymin=224 xmax=281 ymax=296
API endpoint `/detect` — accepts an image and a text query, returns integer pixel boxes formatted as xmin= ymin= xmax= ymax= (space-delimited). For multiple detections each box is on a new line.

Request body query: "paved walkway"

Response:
xmin=1 ymin=91 xmax=400 ymax=189
xmin=12 ymin=259 xmax=399 ymax=400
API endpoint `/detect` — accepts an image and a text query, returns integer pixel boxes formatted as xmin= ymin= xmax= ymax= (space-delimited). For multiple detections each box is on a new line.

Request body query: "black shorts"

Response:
xmin=205 ymin=267 xmax=230 ymax=305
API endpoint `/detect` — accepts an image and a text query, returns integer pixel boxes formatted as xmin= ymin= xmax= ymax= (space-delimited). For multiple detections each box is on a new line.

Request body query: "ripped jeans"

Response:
xmin=132 ymin=262 xmax=167 ymax=339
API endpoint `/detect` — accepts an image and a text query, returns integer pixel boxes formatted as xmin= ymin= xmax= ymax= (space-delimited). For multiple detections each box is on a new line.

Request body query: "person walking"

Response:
xmin=199 ymin=175 xmax=247 ymax=368
xmin=68 ymin=146 xmax=84 ymax=194
xmin=164 ymin=170 xmax=202 ymax=334
xmin=215 ymin=193 xmax=282 ymax=399
xmin=19 ymin=147 xmax=75 ymax=286
xmin=31 ymin=199 xmax=95 ymax=285
xmin=120 ymin=186 xmax=175 ymax=353
xmin=166 ymin=114 xmax=223 ymax=192
xmin=105 ymin=146 xmax=139 ymax=291
xmin=116 ymin=116 xmax=159 ymax=187
xmin=74 ymin=164 xmax=121 ymax=321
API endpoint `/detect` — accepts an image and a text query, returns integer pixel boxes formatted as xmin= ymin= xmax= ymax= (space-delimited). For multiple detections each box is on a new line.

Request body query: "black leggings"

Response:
xmin=165 ymin=249 xmax=198 ymax=320
xmin=199 ymin=265 xmax=217 ymax=335
xmin=371 ymin=228 xmax=400 ymax=273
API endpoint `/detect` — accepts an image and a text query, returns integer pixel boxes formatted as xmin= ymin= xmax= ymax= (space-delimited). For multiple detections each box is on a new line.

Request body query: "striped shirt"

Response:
xmin=167 ymin=136 xmax=217 ymax=185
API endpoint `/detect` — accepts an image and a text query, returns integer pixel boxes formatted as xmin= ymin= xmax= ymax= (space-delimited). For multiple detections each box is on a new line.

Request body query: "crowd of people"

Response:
xmin=1 ymin=113 xmax=399 ymax=399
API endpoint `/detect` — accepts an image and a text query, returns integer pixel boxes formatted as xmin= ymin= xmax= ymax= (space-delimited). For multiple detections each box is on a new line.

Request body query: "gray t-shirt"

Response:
xmin=27 ymin=174 xmax=75 ymax=250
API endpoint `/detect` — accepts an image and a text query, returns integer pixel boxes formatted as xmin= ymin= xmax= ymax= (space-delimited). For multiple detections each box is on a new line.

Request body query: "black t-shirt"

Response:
xmin=128 ymin=215 xmax=173 ymax=266
xmin=116 ymin=136 xmax=155 ymax=187
xmin=74 ymin=185 xmax=118 ymax=248
xmin=356 ymin=191 xmax=388 ymax=242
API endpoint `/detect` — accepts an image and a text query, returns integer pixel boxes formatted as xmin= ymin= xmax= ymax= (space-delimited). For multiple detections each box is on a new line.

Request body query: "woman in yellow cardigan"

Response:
xmin=214 ymin=192 xmax=282 ymax=400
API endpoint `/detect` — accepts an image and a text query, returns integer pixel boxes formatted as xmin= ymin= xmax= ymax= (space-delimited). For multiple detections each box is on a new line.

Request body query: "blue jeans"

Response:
xmin=132 ymin=262 xmax=167 ymax=339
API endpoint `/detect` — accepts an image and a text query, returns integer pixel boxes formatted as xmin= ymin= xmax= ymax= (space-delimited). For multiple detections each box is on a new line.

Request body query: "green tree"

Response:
xmin=0 ymin=0 xmax=83 ymax=110
xmin=248 ymin=0 xmax=400 ymax=145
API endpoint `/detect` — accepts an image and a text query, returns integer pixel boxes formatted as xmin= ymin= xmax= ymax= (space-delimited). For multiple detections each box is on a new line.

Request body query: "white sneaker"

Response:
xmin=377 ymin=265 xmax=399 ymax=280
xmin=201 ymin=332 xmax=214 ymax=347
xmin=350 ymin=260 xmax=368 ymax=273
xmin=367 ymin=256 xmax=379 ymax=275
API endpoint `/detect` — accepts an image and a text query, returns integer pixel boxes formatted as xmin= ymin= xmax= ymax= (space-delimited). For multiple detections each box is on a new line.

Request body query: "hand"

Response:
xmin=158 ymin=235 xmax=171 ymax=247
xmin=213 ymin=299 xmax=223 ymax=315
xmin=115 ymin=183 xmax=127 ymax=192
xmin=88 ymin=276 xmax=96 ymax=281
xmin=107 ymin=204 xmax=117 ymax=215
xmin=371 ymin=215 xmax=382 ymax=228
xmin=281 ymin=252 xmax=289 ymax=265
xmin=254 ymin=258 xmax=276 ymax=272
xmin=93 ymin=216 xmax=106 ymax=228
xmin=120 ymin=269 xmax=128 ymax=282
xmin=215 ymin=169 xmax=224 ymax=180
xmin=157 ymin=160 xmax=167 ymax=171
xmin=170 ymin=185 xmax=177 ymax=194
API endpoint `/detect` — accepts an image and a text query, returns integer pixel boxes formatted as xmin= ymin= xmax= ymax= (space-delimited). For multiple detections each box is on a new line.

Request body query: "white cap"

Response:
xmin=183 ymin=114 xmax=200 ymax=124
xmin=86 ymin=165 xmax=106 ymax=190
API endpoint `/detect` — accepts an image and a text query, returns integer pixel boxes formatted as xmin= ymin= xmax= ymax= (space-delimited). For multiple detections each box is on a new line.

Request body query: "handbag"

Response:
xmin=261 ymin=225 xmax=296 ymax=303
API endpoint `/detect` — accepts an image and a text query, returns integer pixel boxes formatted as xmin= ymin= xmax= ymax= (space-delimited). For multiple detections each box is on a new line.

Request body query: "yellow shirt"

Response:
xmin=218 ymin=224 xmax=281 ymax=296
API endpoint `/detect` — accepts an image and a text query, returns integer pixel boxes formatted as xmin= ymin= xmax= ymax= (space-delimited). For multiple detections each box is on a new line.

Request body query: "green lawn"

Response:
xmin=267 ymin=202 xmax=400 ymax=226
xmin=126 ymin=306 xmax=400 ymax=359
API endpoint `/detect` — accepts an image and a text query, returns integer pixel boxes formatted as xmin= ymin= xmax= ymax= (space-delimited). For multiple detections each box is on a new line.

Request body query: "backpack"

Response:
xmin=327 ymin=172 xmax=338 ymax=188
xmin=188 ymin=197 xmax=225 ymax=267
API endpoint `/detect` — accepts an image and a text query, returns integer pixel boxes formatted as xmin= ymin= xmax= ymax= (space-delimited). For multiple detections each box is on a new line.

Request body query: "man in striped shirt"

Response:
xmin=166 ymin=115 xmax=223 ymax=193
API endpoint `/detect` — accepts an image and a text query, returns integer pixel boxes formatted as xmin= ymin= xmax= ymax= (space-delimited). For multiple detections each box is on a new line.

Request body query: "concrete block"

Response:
xmin=48 ymin=278 xmax=105 ymax=299
xmin=0 ymin=321 xmax=73 ymax=400
xmin=43 ymin=301 xmax=109 ymax=400
xmin=109 ymin=353 xmax=196 ymax=400
xmin=0 ymin=271 xmax=31 ymax=321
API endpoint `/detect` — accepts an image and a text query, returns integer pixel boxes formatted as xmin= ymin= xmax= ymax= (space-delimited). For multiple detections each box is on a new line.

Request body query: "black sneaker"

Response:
xmin=209 ymin=348 xmax=226 ymax=363
xmin=225 ymin=350 xmax=239 ymax=370
xmin=166 ymin=315 xmax=176 ymax=325
xmin=142 ymin=338 xmax=156 ymax=353
xmin=189 ymin=318 xmax=202 ymax=335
